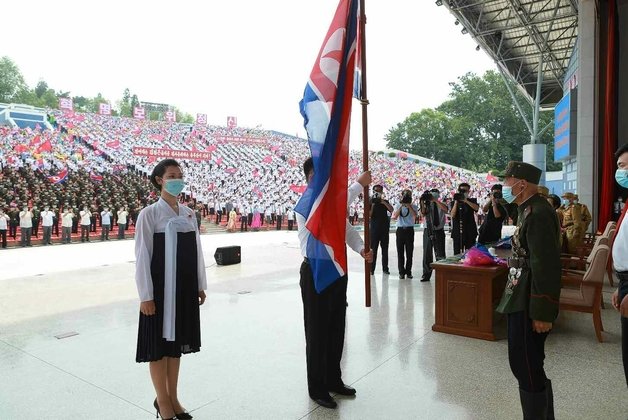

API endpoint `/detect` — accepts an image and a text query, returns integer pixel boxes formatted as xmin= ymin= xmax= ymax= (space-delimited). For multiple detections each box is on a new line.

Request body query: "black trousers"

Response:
xmin=81 ymin=225 xmax=90 ymax=241
xmin=617 ymin=274 xmax=628 ymax=387
xmin=9 ymin=222 xmax=17 ymax=239
xmin=32 ymin=220 xmax=40 ymax=237
xmin=300 ymin=260 xmax=347 ymax=397
xmin=370 ymin=225 xmax=389 ymax=273
xmin=216 ymin=211 xmax=222 ymax=224
xmin=396 ymin=227 xmax=415 ymax=276
xmin=422 ymin=229 xmax=445 ymax=280
xmin=0 ymin=229 xmax=6 ymax=248
xmin=507 ymin=311 xmax=549 ymax=392
xmin=288 ymin=220 xmax=294 ymax=231
xmin=240 ymin=217 xmax=248 ymax=231
xmin=452 ymin=232 xmax=476 ymax=255
xmin=276 ymin=215 xmax=283 ymax=230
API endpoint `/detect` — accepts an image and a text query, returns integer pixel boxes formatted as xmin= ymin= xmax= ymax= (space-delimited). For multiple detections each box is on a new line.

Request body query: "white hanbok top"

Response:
xmin=134 ymin=198 xmax=208 ymax=341
xmin=134 ymin=198 xmax=208 ymax=302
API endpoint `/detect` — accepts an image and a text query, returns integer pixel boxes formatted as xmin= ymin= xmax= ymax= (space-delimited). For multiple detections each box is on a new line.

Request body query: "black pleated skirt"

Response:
xmin=136 ymin=231 xmax=201 ymax=362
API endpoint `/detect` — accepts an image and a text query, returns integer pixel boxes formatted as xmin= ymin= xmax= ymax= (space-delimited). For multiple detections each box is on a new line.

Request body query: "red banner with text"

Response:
xmin=133 ymin=147 xmax=213 ymax=160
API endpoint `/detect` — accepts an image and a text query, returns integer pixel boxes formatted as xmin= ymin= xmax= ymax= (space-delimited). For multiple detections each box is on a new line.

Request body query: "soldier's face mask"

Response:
xmin=502 ymin=180 xmax=523 ymax=204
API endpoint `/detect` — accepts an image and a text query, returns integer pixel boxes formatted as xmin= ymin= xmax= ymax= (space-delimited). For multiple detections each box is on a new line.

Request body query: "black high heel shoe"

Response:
xmin=175 ymin=411 xmax=193 ymax=419
xmin=153 ymin=399 xmax=176 ymax=420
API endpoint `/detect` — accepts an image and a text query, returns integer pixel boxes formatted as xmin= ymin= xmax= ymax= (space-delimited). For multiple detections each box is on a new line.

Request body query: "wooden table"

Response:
xmin=431 ymin=260 xmax=508 ymax=341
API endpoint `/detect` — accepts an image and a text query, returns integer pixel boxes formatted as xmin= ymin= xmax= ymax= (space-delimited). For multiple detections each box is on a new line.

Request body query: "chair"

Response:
xmin=559 ymin=245 xmax=610 ymax=343
xmin=561 ymin=226 xmax=616 ymax=287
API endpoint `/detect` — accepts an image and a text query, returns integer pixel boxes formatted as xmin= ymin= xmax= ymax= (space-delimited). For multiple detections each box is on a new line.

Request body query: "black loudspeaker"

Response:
xmin=214 ymin=245 xmax=241 ymax=265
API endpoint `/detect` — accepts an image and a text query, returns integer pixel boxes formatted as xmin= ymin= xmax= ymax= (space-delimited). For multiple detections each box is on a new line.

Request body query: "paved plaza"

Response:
xmin=0 ymin=230 xmax=625 ymax=419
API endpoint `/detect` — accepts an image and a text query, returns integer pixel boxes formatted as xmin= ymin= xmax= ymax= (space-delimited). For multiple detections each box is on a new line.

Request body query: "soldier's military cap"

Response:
xmin=494 ymin=161 xmax=542 ymax=184
xmin=537 ymin=186 xmax=549 ymax=197
xmin=561 ymin=192 xmax=575 ymax=199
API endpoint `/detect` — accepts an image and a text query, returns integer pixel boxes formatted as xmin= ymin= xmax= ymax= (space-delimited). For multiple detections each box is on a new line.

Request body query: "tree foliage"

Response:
xmin=386 ymin=71 xmax=561 ymax=172
xmin=0 ymin=56 xmax=194 ymax=123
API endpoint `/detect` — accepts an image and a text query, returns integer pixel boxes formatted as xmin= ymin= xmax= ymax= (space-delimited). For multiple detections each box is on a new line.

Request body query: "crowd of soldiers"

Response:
xmin=0 ymin=165 xmax=158 ymax=241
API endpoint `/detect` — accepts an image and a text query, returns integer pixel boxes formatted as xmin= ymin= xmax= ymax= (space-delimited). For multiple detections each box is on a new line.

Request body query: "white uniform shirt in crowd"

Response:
xmin=0 ymin=214 xmax=8 ymax=230
xmin=101 ymin=211 xmax=112 ymax=225
xmin=80 ymin=210 xmax=91 ymax=226
xmin=613 ymin=213 xmax=628 ymax=272
xmin=41 ymin=211 xmax=54 ymax=227
xmin=297 ymin=182 xmax=364 ymax=258
xmin=62 ymin=212 xmax=74 ymax=228
xmin=118 ymin=210 xmax=128 ymax=224
xmin=287 ymin=210 xmax=295 ymax=221
xmin=134 ymin=198 xmax=208 ymax=302
xmin=19 ymin=210 xmax=33 ymax=228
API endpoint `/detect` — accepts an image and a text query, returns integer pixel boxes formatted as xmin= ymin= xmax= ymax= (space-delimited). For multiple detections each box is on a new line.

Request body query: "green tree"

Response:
xmin=386 ymin=71 xmax=561 ymax=172
xmin=34 ymin=80 xmax=49 ymax=98
xmin=0 ymin=56 xmax=28 ymax=103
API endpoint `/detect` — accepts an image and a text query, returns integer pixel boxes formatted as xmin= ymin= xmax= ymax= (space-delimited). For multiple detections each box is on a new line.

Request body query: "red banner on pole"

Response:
xmin=59 ymin=97 xmax=73 ymax=110
xmin=99 ymin=103 xmax=112 ymax=115
xmin=165 ymin=110 xmax=176 ymax=123
xmin=227 ymin=116 xmax=237 ymax=129
xmin=133 ymin=146 xmax=213 ymax=160
xmin=133 ymin=107 xmax=146 ymax=120
xmin=196 ymin=113 xmax=207 ymax=125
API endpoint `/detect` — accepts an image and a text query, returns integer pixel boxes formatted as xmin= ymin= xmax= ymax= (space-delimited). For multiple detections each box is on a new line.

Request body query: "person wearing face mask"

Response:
xmin=101 ymin=207 xmax=113 ymax=241
xmin=561 ymin=192 xmax=583 ymax=254
xmin=117 ymin=206 xmax=129 ymax=240
xmin=494 ymin=161 xmax=560 ymax=419
xmin=478 ymin=184 xmax=508 ymax=245
xmin=573 ymin=194 xmax=592 ymax=235
xmin=419 ymin=188 xmax=447 ymax=282
xmin=450 ymin=182 xmax=479 ymax=255
xmin=613 ymin=196 xmax=624 ymax=221
xmin=611 ymin=144 xmax=628 ymax=387
xmin=369 ymin=184 xmax=393 ymax=275
xmin=80 ymin=205 xmax=92 ymax=242
xmin=0 ymin=208 xmax=9 ymax=249
xmin=135 ymin=159 xmax=207 ymax=420
xmin=19 ymin=204 xmax=33 ymax=247
xmin=41 ymin=205 xmax=55 ymax=245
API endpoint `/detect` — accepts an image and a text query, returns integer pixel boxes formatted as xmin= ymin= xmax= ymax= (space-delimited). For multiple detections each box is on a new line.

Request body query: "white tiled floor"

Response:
xmin=0 ymin=230 xmax=625 ymax=419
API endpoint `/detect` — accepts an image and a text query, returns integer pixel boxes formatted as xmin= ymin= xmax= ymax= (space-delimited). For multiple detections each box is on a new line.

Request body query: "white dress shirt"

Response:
xmin=101 ymin=211 xmax=112 ymax=225
xmin=134 ymin=198 xmax=208 ymax=302
xmin=118 ymin=210 xmax=128 ymax=224
xmin=62 ymin=212 xmax=74 ymax=228
xmin=613 ymin=214 xmax=628 ymax=272
xmin=0 ymin=214 xmax=8 ymax=230
xmin=80 ymin=210 xmax=91 ymax=226
xmin=19 ymin=210 xmax=33 ymax=228
xmin=41 ymin=211 xmax=54 ymax=227
xmin=297 ymin=182 xmax=364 ymax=258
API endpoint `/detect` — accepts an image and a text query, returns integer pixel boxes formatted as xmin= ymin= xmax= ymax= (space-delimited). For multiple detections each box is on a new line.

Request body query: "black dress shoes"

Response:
xmin=311 ymin=394 xmax=337 ymax=409
xmin=383 ymin=269 xmax=390 ymax=275
xmin=329 ymin=383 xmax=356 ymax=396
xmin=406 ymin=273 xmax=413 ymax=279
xmin=420 ymin=277 xmax=430 ymax=282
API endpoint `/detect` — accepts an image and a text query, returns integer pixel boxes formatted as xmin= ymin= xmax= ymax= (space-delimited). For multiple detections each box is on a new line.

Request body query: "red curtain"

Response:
xmin=599 ymin=0 xmax=618 ymax=231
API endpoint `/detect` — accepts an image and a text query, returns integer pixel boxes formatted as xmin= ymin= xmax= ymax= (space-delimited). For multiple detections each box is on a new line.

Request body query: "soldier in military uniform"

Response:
xmin=574 ymin=194 xmax=592 ymax=235
xmin=495 ymin=161 xmax=561 ymax=419
xmin=561 ymin=192 xmax=583 ymax=254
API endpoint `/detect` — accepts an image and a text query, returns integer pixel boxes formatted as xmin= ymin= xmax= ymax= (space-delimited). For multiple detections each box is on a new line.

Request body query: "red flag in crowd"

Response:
xmin=29 ymin=135 xmax=42 ymax=147
xmin=36 ymin=140 xmax=53 ymax=153
xmin=106 ymin=139 xmax=121 ymax=149
xmin=90 ymin=173 xmax=103 ymax=182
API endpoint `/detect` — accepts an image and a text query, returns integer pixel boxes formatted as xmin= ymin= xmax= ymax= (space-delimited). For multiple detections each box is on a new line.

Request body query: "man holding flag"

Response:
xmin=295 ymin=0 xmax=372 ymax=409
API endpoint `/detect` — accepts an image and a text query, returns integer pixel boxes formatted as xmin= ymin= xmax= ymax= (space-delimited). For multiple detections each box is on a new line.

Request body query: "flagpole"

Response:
xmin=359 ymin=0 xmax=371 ymax=308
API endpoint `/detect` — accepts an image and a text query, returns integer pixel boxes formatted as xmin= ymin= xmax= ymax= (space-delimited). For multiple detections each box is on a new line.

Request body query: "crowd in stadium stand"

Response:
xmin=0 ymin=109 xmax=493 ymax=247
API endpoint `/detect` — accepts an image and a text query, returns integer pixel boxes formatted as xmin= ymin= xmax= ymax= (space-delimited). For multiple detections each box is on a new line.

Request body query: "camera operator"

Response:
xmin=392 ymin=189 xmax=418 ymax=280
xmin=420 ymin=188 xmax=448 ymax=282
xmin=478 ymin=184 xmax=508 ymax=244
xmin=450 ymin=182 xmax=479 ymax=255
xmin=370 ymin=184 xmax=393 ymax=275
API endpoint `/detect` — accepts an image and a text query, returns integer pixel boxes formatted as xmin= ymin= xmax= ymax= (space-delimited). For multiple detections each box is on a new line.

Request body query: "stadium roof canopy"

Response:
xmin=440 ymin=0 xmax=578 ymax=107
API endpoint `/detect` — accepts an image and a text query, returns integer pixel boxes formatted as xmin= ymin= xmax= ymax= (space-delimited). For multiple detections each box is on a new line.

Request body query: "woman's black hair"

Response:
xmin=150 ymin=159 xmax=181 ymax=191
